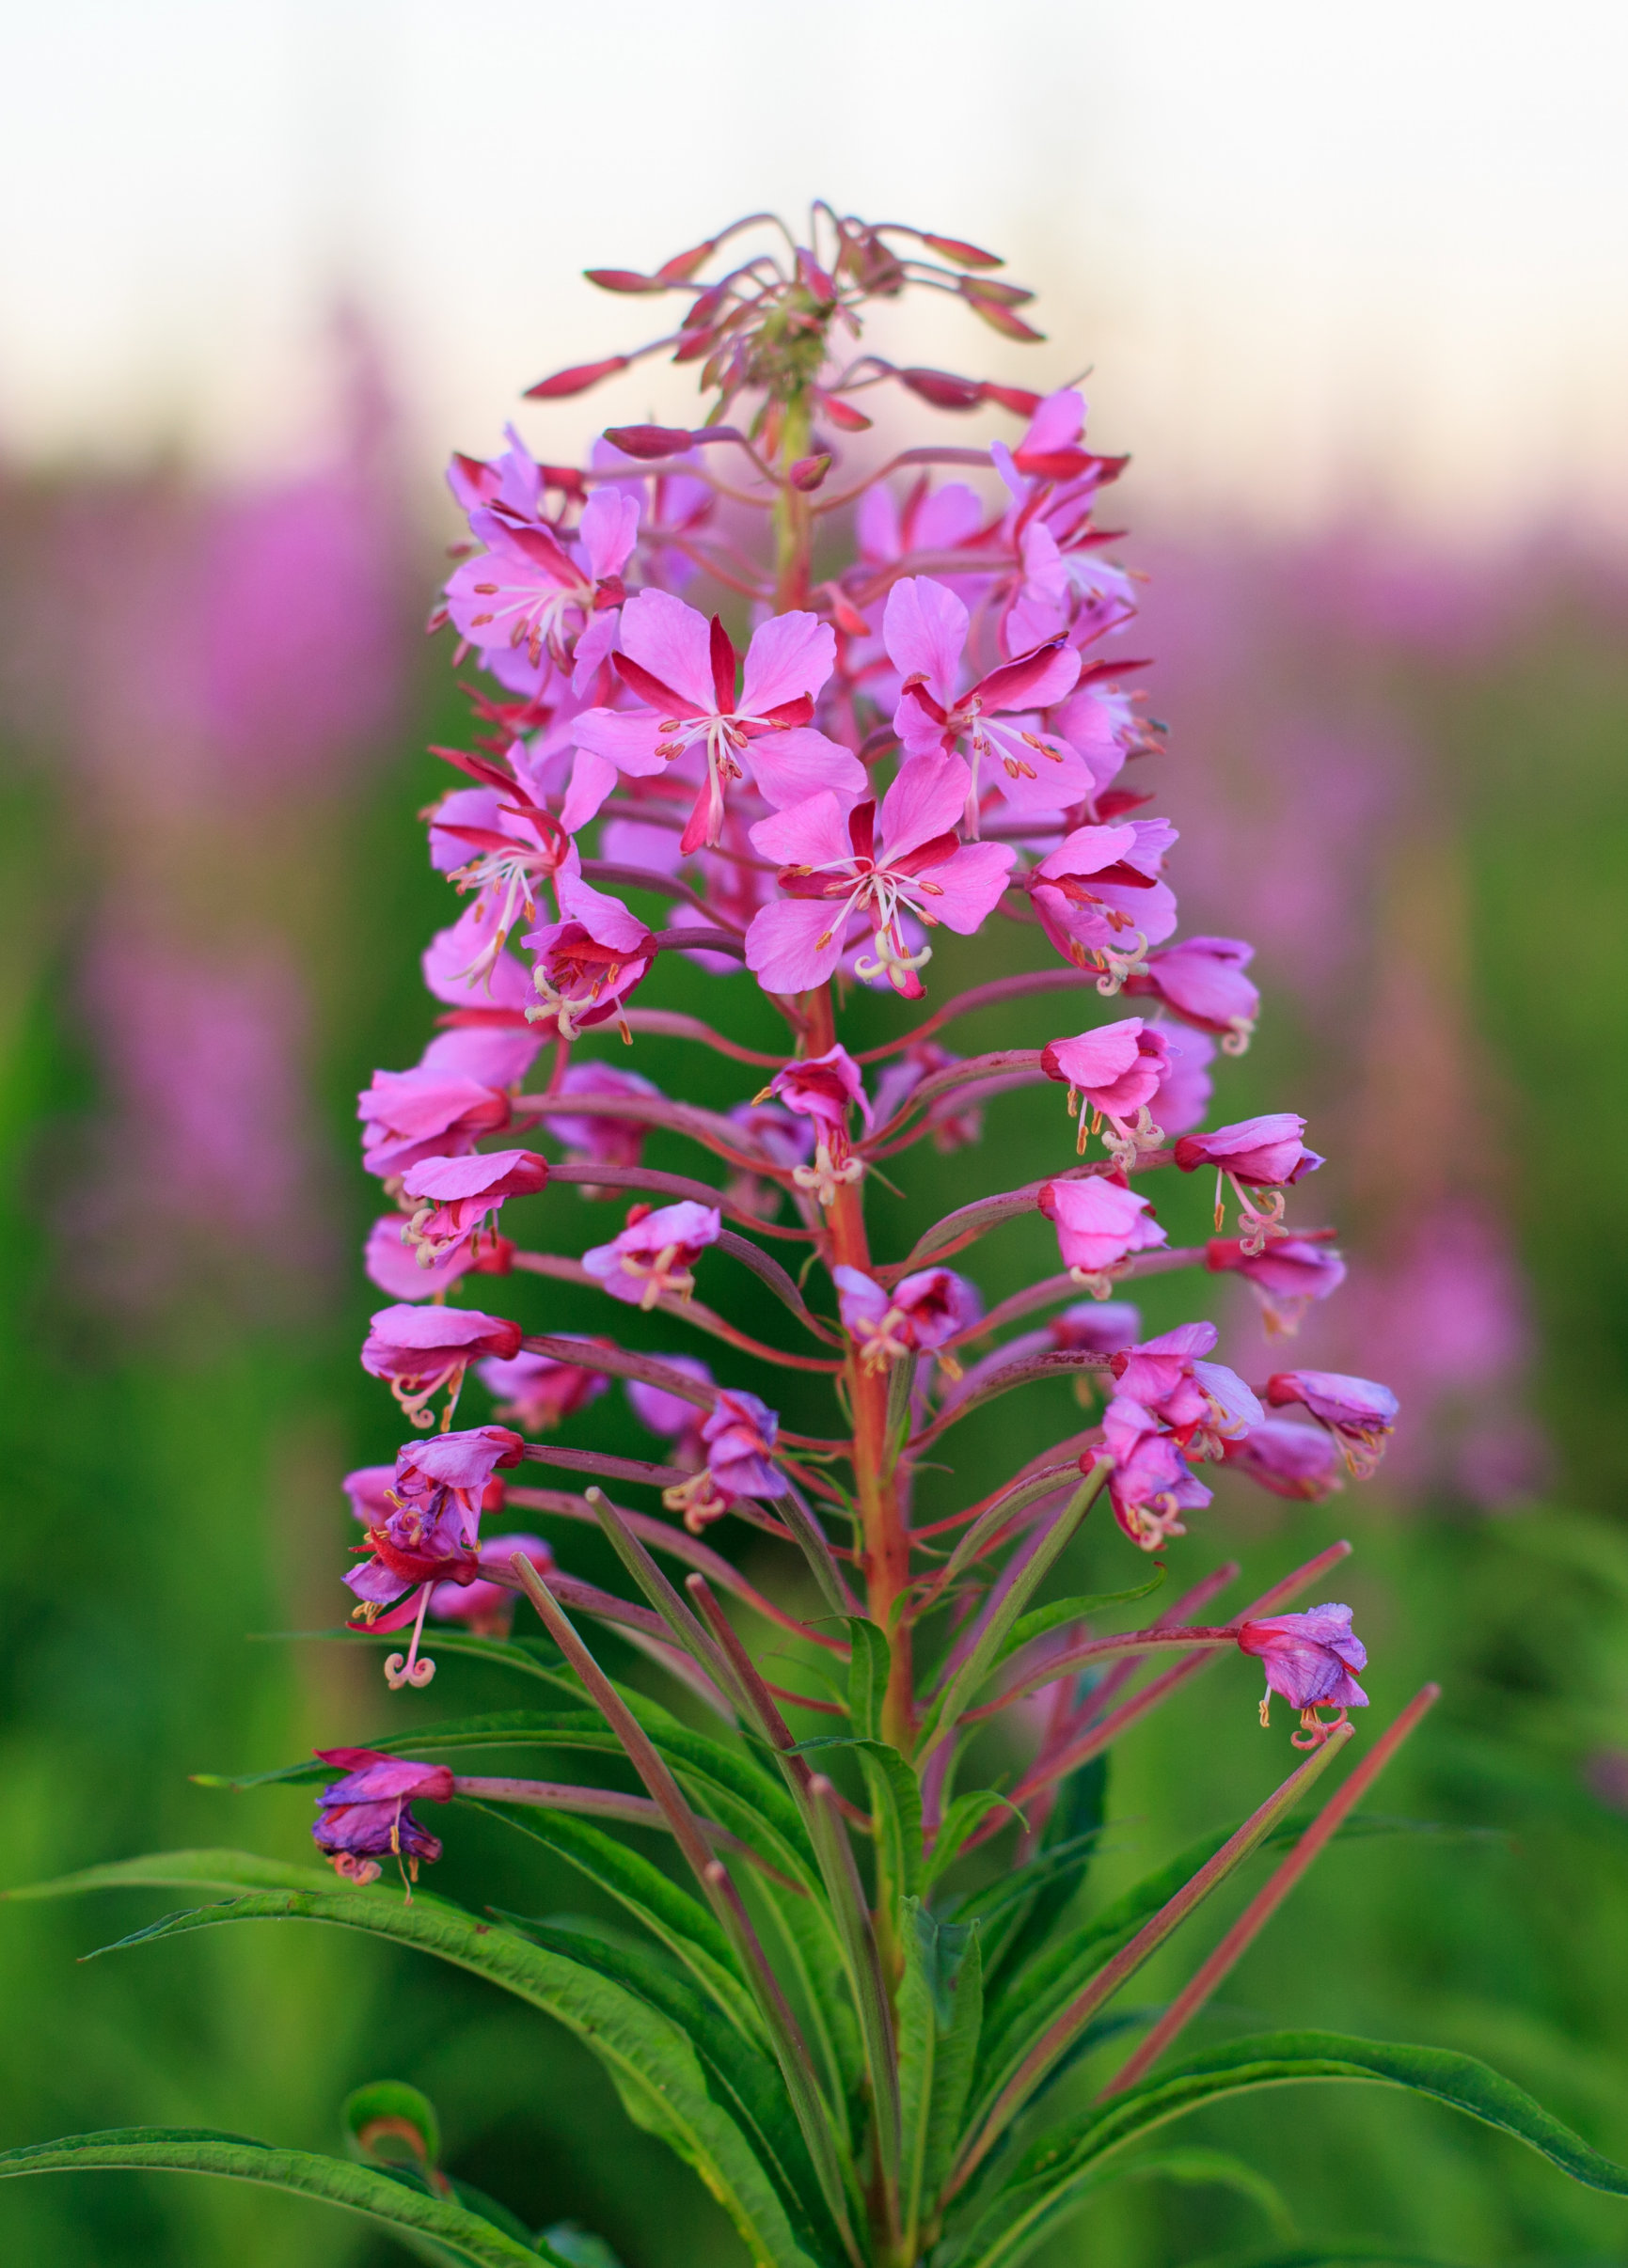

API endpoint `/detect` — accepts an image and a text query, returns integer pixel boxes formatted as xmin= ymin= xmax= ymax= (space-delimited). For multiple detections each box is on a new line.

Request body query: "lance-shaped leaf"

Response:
xmin=944 ymin=2032 xmax=1628 ymax=2268
xmin=589 ymin=1487 xmax=745 ymax=1708
xmin=897 ymin=1899 xmax=983 ymax=2254
xmin=972 ymin=1758 xmax=1109 ymax=1986
xmin=0 ymin=2129 xmax=557 ymax=2267
xmin=993 ymin=1566 xmax=1168 ymax=1673
xmin=919 ymin=1468 xmax=1109 ymax=1756
xmin=68 ymin=1885 xmax=823 ymax=2268
xmin=950 ymin=1728 xmax=1354 ymax=2194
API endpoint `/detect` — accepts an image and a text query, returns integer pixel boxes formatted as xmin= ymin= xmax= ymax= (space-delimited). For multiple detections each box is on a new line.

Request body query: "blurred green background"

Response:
xmin=2 ymin=436 xmax=1626 ymax=2268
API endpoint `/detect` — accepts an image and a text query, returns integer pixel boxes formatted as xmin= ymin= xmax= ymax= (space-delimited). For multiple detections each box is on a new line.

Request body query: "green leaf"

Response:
xmin=75 ymin=1885 xmax=823 ymax=2268
xmin=998 ymin=1567 xmax=1167 ymax=1665
xmin=0 ymin=2128 xmax=552 ymax=2266
xmin=790 ymin=1737 xmax=923 ymax=1907
xmin=843 ymin=1617 xmax=892 ymax=1744
xmin=950 ymin=2031 xmax=1628 ymax=2268
xmin=460 ymin=1800 xmax=763 ymax=2044
xmin=1 ymin=1848 xmax=342 ymax=1902
xmin=896 ymin=1900 xmax=982 ymax=2246
xmin=540 ymin=2223 xmax=625 ymax=2268
xmin=1119 ymin=2147 xmax=1296 ymax=2239
xmin=509 ymin=1914 xmax=839 ymax=2263
xmin=923 ymin=1793 xmax=1024 ymax=1890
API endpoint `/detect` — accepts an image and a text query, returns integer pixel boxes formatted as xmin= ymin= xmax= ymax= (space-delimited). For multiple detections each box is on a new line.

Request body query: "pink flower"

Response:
xmin=1089 ymin=1394 xmax=1212 ymax=1550
xmin=479 ymin=1343 xmax=609 ymax=1431
xmin=425 ymin=783 xmax=570 ymax=955
xmin=940 ymin=1299 xmax=1141 ymax=1411
xmin=627 ymin=1354 xmax=715 ymax=1461
xmin=401 ymin=1149 xmax=549 ymax=1265
xmin=422 ymin=897 xmax=536 ymax=1016
xmin=429 ymin=1533 xmax=554 ymax=1636
xmin=832 ymin=1265 xmax=983 ymax=1376
xmin=1111 ymin=1320 xmax=1263 ymax=1452
xmin=884 ymin=575 xmax=1087 ymax=831
xmin=341 ymin=1464 xmax=397 ymax=1527
xmin=1265 ymin=1370 xmax=1399 ymax=1478
xmin=1038 ymin=1175 xmax=1167 ymax=1286
xmin=1207 ymin=1234 xmax=1348 ymax=1337
xmin=445 ymin=484 xmax=639 ymax=684
xmin=312 ymin=1749 xmax=454 ymax=1883
xmin=358 ymin=1062 xmax=512 ymax=1180
xmin=747 ymin=756 xmax=1015 ymax=1000
xmin=662 ymin=1387 xmax=781 ymax=1533
xmin=571 ymin=590 xmax=861 ymax=850
xmin=1237 ymin=1603 xmax=1369 ymax=1736
xmin=1174 ymin=1114 xmax=1322 ymax=1188
xmin=522 ymin=866 xmax=657 ymax=1042
xmin=857 ymin=478 xmax=984 ymax=571
xmin=549 ymin=1061 xmax=660 ymax=1175
xmin=1002 ymin=519 xmax=1137 ymax=657
xmin=1041 ymin=1016 xmax=1173 ymax=1158
xmin=582 ymin=1200 xmax=721 ymax=1310
xmin=1124 ymin=936 xmax=1260 ymax=1053
xmin=1024 ymin=819 xmax=1179 ymax=986
xmin=872 ymin=1038 xmax=985 ymax=1152
xmin=360 ymin=1304 xmax=524 ymax=1427
xmin=364 ymin=1212 xmax=504 ymax=1301
xmin=757 ymin=1044 xmax=875 ymax=1207
xmin=1221 ymin=1419 xmax=1344 ymax=1502
xmin=345 ymin=1425 xmax=524 ymax=1612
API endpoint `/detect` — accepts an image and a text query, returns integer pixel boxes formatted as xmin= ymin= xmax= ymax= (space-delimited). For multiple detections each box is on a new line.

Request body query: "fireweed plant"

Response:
xmin=8 ymin=210 xmax=1628 ymax=2267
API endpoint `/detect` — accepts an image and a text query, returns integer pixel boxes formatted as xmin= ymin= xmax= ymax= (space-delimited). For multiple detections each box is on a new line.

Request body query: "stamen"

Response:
xmin=384 ymin=1583 xmax=437 ymax=1692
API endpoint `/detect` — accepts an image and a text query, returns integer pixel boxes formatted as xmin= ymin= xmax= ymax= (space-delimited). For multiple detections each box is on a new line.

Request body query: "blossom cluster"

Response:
xmin=332 ymin=209 xmax=1399 ymax=1866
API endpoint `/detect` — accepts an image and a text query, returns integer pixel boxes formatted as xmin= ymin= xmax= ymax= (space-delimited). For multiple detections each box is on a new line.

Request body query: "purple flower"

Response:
xmin=400 ymin=1149 xmax=549 ymax=1265
xmin=1237 ymin=1604 xmax=1369 ymax=1738
xmin=1208 ymin=1234 xmax=1348 ymax=1337
xmin=626 ymin=1355 xmax=715 ymax=1463
xmin=429 ymin=1534 xmax=554 ymax=1636
xmin=1023 ymin=819 xmax=1179 ymax=986
xmin=581 ymin=1201 xmax=720 ymax=1310
xmin=359 ymin=1305 xmax=524 ymax=1427
xmin=1125 ymin=935 xmax=1259 ymax=1051
xmin=1222 ymin=1418 xmax=1345 ymax=1502
xmin=345 ymin=1425 xmax=525 ymax=1616
xmin=1089 ymin=1395 xmax=1212 ymax=1551
xmin=522 ymin=866 xmax=657 ymax=1042
xmin=311 ymin=1749 xmax=454 ymax=1884
xmin=1111 ymin=1320 xmax=1263 ymax=1452
xmin=1266 ymin=1370 xmax=1399 ymax=1478
xmin=662 ymin=1389 xmax=781 ymax=1534
xmin=833 ymin=1265 xmax=983 ymax=1377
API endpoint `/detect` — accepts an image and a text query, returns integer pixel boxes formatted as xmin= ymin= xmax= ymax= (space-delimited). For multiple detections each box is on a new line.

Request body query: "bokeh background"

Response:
xmin=3 ymin=5 xmax=1628 ymax=2261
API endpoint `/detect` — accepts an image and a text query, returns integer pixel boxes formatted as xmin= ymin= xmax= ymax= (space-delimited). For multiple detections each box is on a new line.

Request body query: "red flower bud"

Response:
xmin=524 ymin=354 xmax=630 ymax=401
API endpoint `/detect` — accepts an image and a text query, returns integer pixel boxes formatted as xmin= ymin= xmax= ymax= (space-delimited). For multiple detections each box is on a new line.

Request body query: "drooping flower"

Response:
xmin=358 ymin=1060 xmax=512 ymax=1181
xmin=662 ymin=1388 xmax=781 ymax=1533
xmin=832 ymin=1265 xmax=983 ymax=1378
xmin=940 ymin=1299 xmax=1141 ymax=1411
xmin=1124 ymin=936 xmax=1259 ymax=1053
xmin=479 ymin=1341 xmax=609 ymax=1430
xmin=1038 ymin=1175 xmax=1167 ymax=1290
xmin=429 ymin=1533 xmax=555 ymax=1636
xmin=548 ymin=1061 xmax=660 ymax=1177
xmin=1023 ymin=819 xmax=1179 ymax=989
xmin=1111 ymin=1320 xmax=1263 ymax=1454
xmin=400 ymin=1149 xmax=549 ymax=1266
xmin=1265 ymin=1370 xmax=1399 ymax=1477
xmin=571 ymin=591 xmax=861 ymax=850
xmin=1237 ymin=1603 xmax=1369 ymax=1740
xmin=445 ymin=484 xmax=640 ymax=685
xmin=522 ymin=865 xmax=657 ymax=1042
xmin=747 ymin=756 xmax=1014 ymax=1000
xmin=311 ymin=1749 xmax=454 ymax=1884
xmin=365 ymin=1213 xmax=490 ymax=1301
xmin=758 ymin=1044 xmax=875 ymax=1208
xmin=1041 ymin=1016 xmax=1173 ymax=1158
xmin=1221 ymin=1418 xmax=1344 ymax=1502
xmin=884 ymin=575 xmax=1087 ymax=832
xmin=1087 ymin=1394 xmax=1213 ymax=1550
xmin=359 ymin=1305 xmax=524 ymax=1427
xmin=1207 ymin=1234 xmax=1348 ymax=1337
xmin=582 ymin=1200 xmax=721 ymax=1310
xmin=1176 ymin=1114 xmax=1323 ymax=1252
xmin=345 ymin=1425 xmax=525 ymax=1624
xmin=724 ymin=1100 xmax=814 ymax=1219
xmin=1147 ymin=1027 xmax=1215 ymax=1139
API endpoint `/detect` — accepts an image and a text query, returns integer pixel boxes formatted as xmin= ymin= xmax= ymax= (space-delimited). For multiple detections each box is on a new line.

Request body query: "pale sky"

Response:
xmin=2 ymin=0 xmax=1625 ymax=538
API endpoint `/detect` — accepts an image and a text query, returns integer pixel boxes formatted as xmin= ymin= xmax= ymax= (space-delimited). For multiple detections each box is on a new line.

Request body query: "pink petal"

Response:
xmin=1019 ymin=387 xmax=1087 ymax=459
xmin=882 ymin=577 xmax=969 ymax=704
xmin=570 ymin=706 xmax=667 ymax=778
xmin=739 ymin=611 xmax=837 ymax=714
xmin=878 ymin=753 xmax=972 ymax=860
xmin=914 ymin=482 xmax=984 ymax=550
xmin=749 ymin=790 xmax=857 ymax=870
xmin=745 ymin=897 xmax=854 ymax=994
xmin=1044 ymin=1019 xmax=1146 ymax=1090
xmin=560 ymin=746 xmax=620 ymax=832
xmin=919 ymin=840 xmax=1015 ymax=933
xmin=578 ymin=486 xmax=640 ymax=579
xmin=570 ymin=607 xmax=621 ymax=696
xmin=974 ymin=639 xmax=1081 ymax=716
xmin=746 ymin=727 xmax=865 ymax=812
xmin=555 ymin=868 xmax=652 ymax=952
xmin=617 ymin=588 xmax=717 ymax=711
